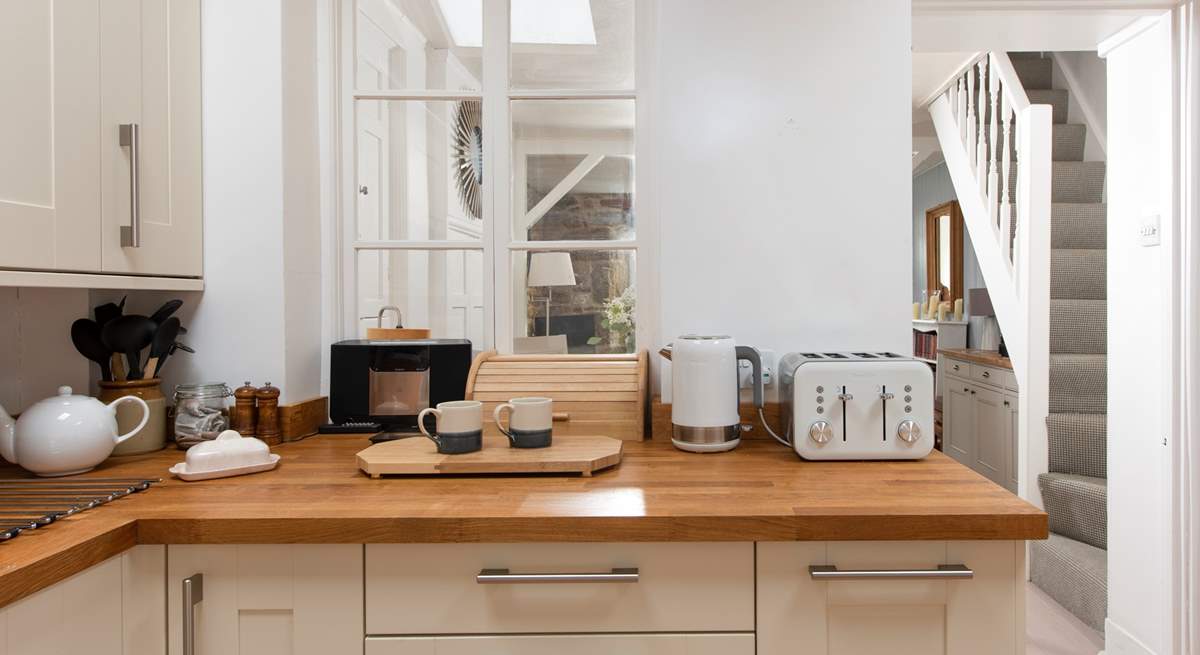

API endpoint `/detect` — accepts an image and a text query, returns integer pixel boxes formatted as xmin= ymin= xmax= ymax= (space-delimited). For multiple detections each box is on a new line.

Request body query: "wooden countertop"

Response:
xmin=940 ymin=348 xmax=1014 ymax=370
xmin=0 ymin=436 xmax=1045 ymax=607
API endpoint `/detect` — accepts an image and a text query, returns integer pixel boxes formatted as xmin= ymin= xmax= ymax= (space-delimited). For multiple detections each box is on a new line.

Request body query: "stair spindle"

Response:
xmin=965 ymin=67 xmax=977 ymax=175
xmin=987 ymin=57 xmax=1001 ymax=234
xmin=976 ymin=58 xmax=988 ymax=196
xmin=1000 ymin=94 xmax=1014 ymax=262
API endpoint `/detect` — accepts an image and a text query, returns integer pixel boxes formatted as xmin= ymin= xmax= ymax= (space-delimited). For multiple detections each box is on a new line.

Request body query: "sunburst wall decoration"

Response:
xmin=451 ymin=99 xmax=483 ymax=220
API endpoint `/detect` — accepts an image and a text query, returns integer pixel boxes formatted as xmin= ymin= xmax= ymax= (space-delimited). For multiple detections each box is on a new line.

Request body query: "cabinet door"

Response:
xmin=757 ymin=541 xmax=1024 ymax=655
xmin=167 ymin=545 xmax=362 ymax=655
xmin=972 ymin=387 xmax=1007 ymax=485
xmin=943 ymin=382 xmax=975 ymax=465
xmin=1005 ymin=394 xmax=1019 ymax=493
xmin=365 ymin=634 xmax=755 ymax=655
xmin=100 ymin=0 xmax=202 ymax=277
xmin=0 ymin=0 xmax=102 ymax=271
xmin=0 ymin=545 xmax=164 ymax=655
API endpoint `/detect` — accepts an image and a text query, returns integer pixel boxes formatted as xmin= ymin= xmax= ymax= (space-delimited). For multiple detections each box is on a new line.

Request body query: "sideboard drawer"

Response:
xmin=970 ymin=364 xmax=1016 ymax=390
xmin=365 ymin=542 xmax=754 ymax=635
xmin=366 ymin=633 xmax=755 ymax=655
xmin=944 ymin=358 xmax=969 ymax=378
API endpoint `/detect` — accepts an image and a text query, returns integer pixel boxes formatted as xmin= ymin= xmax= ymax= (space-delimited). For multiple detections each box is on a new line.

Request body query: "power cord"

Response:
xmin=758 ymin=407 xmax=792 ymax=448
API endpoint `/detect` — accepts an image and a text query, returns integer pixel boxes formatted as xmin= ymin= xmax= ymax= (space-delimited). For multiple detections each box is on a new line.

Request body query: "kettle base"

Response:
xmin=671 ymin=423 xmax=741 ymax=453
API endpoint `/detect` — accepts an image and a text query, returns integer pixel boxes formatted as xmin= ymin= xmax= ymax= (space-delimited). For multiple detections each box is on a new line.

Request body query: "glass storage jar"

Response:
xmin=173 ymin=382 xmax=232 ymax=449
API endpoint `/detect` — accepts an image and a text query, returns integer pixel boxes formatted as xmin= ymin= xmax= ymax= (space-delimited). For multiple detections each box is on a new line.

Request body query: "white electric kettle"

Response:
xmin=660 ymin=335 xmax=762 ymax=453
xmin=0 ymin=386 xmax=149 ymax=476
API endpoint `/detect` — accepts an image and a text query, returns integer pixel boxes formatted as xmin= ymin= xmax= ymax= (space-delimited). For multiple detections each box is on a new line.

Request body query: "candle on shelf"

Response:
xmin=937 ymin=304 xmax=949 ymax=322
xmin=913 ymin=302 xmax=921 ymax=319
xmin=954 ymin=298 xmax=964 ymax=321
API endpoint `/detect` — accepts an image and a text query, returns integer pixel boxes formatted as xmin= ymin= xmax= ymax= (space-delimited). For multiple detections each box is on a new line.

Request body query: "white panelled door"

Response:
xmin=355 ymin=13 xmax=396 ymax=334
xmin=0 ymin=0 xmax=101 ymax=271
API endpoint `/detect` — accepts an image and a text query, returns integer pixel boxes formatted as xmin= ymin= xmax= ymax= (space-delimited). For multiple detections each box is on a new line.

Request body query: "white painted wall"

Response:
xmin=1052 ymin=51 xmax=1107 ymax=162
xmin=653 ymin=0 xmax=912 ymax=367
xmin=1102 ymin=15 xmax=1174 ymax=655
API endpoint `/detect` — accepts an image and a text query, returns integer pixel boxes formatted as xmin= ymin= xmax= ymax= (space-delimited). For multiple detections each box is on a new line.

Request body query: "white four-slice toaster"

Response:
xmin=778 ymin=352 xmax=934 ymax=460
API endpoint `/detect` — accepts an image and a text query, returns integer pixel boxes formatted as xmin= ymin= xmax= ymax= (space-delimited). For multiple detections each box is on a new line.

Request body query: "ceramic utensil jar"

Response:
xmin=99 ymin=378 xmax=167 ymax=455
xmin=0 ymin=386 xmax=149 ymax=476
xmin=493 ymin=397 xmax=553 ymax=448
xmin=416 ymin=400 xmax=483 ymax=454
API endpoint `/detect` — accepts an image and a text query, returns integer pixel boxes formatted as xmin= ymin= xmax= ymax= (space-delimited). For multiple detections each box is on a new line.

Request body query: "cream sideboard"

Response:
xmin=129 ymin=541 xmax=1028 ymax=655
xmin=941 ymin=351 xmax=1020 ymax=493
xmin=0 ymin=0 xmax=202 ymax=288
xmin=0 ymin=546 xmax=164 ymax=655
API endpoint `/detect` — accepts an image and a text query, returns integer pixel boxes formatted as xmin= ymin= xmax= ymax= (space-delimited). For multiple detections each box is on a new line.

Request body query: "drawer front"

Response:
xmin=970 ymin=364 xmax=1015 ymax=390
xmin=943 ymin=358 xmax=969 ymax=378
xmin=365 ymin=633 xmax=755 ymax=655
xmin=365 ymin=542 xmax=754 ymax=635
xmin=757 ymin=541 xmax=1023 ymax=655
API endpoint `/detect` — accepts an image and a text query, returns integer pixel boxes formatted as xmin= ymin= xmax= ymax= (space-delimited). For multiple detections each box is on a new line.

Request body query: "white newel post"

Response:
xmin=1015 ymin=104 xmax=1052 ymax=510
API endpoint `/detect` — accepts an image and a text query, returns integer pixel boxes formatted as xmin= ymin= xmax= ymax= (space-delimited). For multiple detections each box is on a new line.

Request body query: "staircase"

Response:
xmin=926 ymin=53 xmax=1108 ymax=632
xmin=1014 ymin=53 xmax=1109 ymax=633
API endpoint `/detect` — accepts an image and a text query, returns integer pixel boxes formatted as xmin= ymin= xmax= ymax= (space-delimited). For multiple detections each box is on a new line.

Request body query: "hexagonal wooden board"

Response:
xmin=356 ymin=435 xmax=623 ymax=478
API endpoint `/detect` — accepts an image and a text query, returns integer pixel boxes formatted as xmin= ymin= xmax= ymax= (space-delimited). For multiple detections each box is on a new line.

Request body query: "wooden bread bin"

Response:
xmin=465 ymin=350 xmax=648 ymax=441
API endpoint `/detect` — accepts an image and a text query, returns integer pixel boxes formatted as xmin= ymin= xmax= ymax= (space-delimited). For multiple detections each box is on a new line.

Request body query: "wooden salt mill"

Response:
xmin=232 ymin=381 xmax=258 ymax=436
xmin=255 ymin=382 xmax=281 ymax=445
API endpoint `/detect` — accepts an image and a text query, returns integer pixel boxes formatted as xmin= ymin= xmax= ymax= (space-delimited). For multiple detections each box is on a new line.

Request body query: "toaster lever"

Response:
xmin=879 ymin=391 xmax=895 ymax=400
xmin=837 ymin=391 xmax=853 ymax=402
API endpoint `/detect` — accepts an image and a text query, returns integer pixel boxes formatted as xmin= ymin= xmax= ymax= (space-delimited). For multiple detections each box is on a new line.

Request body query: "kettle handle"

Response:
xmin=734 ymin=346 xmax=764 ymax=409
xmin=109 ymin=396 xmax=151 ymax=445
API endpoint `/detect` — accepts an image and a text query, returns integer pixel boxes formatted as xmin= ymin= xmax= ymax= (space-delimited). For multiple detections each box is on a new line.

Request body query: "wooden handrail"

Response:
xmin=987 ymin=52 xmax=1032 ymax=113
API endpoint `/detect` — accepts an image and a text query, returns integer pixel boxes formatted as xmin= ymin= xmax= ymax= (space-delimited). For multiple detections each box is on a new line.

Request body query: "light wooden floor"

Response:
xmin=1027 ymin=582 xmax=1106 ymax=655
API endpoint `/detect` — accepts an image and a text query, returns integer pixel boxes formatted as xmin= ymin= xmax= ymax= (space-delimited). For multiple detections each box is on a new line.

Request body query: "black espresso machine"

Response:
xmin=326 ymin=339 xmax=472 ymax=433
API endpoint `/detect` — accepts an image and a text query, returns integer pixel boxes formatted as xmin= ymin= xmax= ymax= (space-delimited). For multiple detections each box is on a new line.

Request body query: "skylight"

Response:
xmin=435 ymin=0 xmax=598 ymax=48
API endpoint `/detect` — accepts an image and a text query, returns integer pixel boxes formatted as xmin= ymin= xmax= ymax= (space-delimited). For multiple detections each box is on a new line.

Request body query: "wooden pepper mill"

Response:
xmin=255 ymin=382 xmax=281 ymax=445
xmin=232 ymin=381 xmax=258 ymax=436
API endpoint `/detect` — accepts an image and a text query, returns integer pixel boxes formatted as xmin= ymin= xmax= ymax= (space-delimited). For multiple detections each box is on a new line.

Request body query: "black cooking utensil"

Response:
xmin=93 ymin=295 xmax=126 ymax=328
xmin=148 ymin=299 xmax=183 ymax=326
xmin=100 ymin=314 xmax=155 ymax=380
xmin=144 ymin=317 xmax=180 ymax=379
xmin=70 ymin=318 xmax=113 ymax=381
xmin=154 ymin=340 xmax=194 ymax=377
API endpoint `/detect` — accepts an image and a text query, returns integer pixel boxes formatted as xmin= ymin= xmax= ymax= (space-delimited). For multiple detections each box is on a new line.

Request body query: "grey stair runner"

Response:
xmin=1038 ymin=473 xmax=1108 ymax=549
xmin=1031 ymin=533 xmax=1108 ymax=631
xmin=1007 ymin=52 xmax=1109 ymax=632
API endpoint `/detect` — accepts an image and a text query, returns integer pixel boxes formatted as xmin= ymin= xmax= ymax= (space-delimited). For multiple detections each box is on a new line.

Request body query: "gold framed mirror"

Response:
xmin=925 ymin=200 xmax=964 ymax=303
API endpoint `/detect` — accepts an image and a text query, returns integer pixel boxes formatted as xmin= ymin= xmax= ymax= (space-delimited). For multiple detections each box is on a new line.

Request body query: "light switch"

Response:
xmin=1139 ymin=213 xmax=1161 ymax=247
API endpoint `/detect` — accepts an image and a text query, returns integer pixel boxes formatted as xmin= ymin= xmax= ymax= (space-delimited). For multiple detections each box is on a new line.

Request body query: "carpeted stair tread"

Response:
xmin=1052 ymin=204 xmax=1107 ymax=249
xmin=1052 ymin=161 xmax=1106 ymax=203
xmin=1030 ymin=533 xmax=1107 ymax=632
xmin=1049 ymin=354 xmax=1107 ymax=414
xmin=977 ymin=122 xmax=1085 ymax=163
xmin=1027 ymin=89 xmax=1069 ymax=124
xmin=1039 ymin=473 xmax=1107 ymax=549
xmin=1051 ymin=249 xmax=1106 ymax=300
xmin=1050 ymin=299 xmax=1106 ymax=354
xmin=1013 ymin=57 xmax=1053 ymax=89
xmin=1048 ymin=412 xmax=1107 ymax=478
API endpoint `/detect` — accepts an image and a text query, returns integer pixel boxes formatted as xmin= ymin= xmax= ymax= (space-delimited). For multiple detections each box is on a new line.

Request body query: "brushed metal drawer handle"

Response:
xmin=982 ymin=371 xmax=991 ymax=378
xmin=476 ymin=568 xmax=639 ymax=584
xmin=809 ymin=564 xmax=973 ymax=580
xmin=182 ymin=573 xmax=204 ymax=655
xmin=119 ymin=123 xmax=141 ymax=248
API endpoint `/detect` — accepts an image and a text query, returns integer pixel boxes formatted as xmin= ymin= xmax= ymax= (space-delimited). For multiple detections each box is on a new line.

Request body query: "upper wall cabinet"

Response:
xmin=0 ymin=0 xmax=202 ymax=286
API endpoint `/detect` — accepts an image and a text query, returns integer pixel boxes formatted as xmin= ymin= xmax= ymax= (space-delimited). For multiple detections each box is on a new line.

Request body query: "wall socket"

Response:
xmin=739 ymin=348 xmax=776 ymax=388
xmin=1139 ymin=213 xmax=1161 ymax=247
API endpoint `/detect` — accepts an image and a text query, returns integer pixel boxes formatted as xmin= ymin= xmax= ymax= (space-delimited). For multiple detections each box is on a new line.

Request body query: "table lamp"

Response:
xmin=528 ymin=252 xmax=576 ymax=336
xmin=969 ymin=287 xmax=1002 ymax=351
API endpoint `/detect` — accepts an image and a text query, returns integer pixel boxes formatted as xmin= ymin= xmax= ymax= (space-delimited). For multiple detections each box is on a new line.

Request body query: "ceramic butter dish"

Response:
xmin=169 ymin=430 xmax=280 ymax=481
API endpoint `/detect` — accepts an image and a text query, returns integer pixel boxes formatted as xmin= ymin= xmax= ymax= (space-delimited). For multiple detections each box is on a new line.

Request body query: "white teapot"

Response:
xmin=0 ymin=386 xmax=149 ymax=477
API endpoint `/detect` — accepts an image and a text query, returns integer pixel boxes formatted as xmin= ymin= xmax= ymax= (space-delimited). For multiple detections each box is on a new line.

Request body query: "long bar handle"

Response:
xmin=119 ymin=123 xmax=141 ymax=247
xmin=808 ymin=564 xmax=973 ymax=580
xmin=476 ymin=567 xmax=639 ymax=584
xmin=182 ymin=573 xmax=204 ymax=655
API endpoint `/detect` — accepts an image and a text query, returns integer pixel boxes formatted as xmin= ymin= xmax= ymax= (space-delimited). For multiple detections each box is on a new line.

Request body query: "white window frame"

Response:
xmin=333 ymin=0 xmax=656 ymax=354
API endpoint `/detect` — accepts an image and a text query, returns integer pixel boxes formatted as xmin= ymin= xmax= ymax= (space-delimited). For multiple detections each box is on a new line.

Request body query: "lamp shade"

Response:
xmin=528 ymin=252 xmax=576 ymax=287
xmin=968 ymin=287 xmax=994 ymax=317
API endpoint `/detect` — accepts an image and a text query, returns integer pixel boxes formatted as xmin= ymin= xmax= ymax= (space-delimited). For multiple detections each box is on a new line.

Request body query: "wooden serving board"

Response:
xmin=356 ymin=435 xmax=623 ymax=478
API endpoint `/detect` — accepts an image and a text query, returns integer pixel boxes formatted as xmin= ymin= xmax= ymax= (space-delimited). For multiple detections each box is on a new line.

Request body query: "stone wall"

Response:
xmin=524 ymin=191 xmax=634 ymax=351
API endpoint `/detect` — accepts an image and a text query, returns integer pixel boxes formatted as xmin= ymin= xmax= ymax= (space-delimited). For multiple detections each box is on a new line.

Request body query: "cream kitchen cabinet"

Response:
xmin=366 ymin=634 xmax=756 ymax=655
xmin=0 ymin=0 xmax=202 ymax=285
xmin=166 ymin=545 xmax=362 ymax=655
xmin=0 ymin=545 xmax=164 ymax=655
xmin=941 ymin=355 xmax=1019 ymax=493
xmin=757 ymin=541 xmax=1024 ymax=655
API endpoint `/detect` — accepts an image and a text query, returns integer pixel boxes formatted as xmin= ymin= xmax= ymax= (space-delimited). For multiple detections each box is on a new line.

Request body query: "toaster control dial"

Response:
xmin=897 ymin=419 xmax=922 ymax=444
xmin=809 ymin=421 xmax=833 ymax=444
